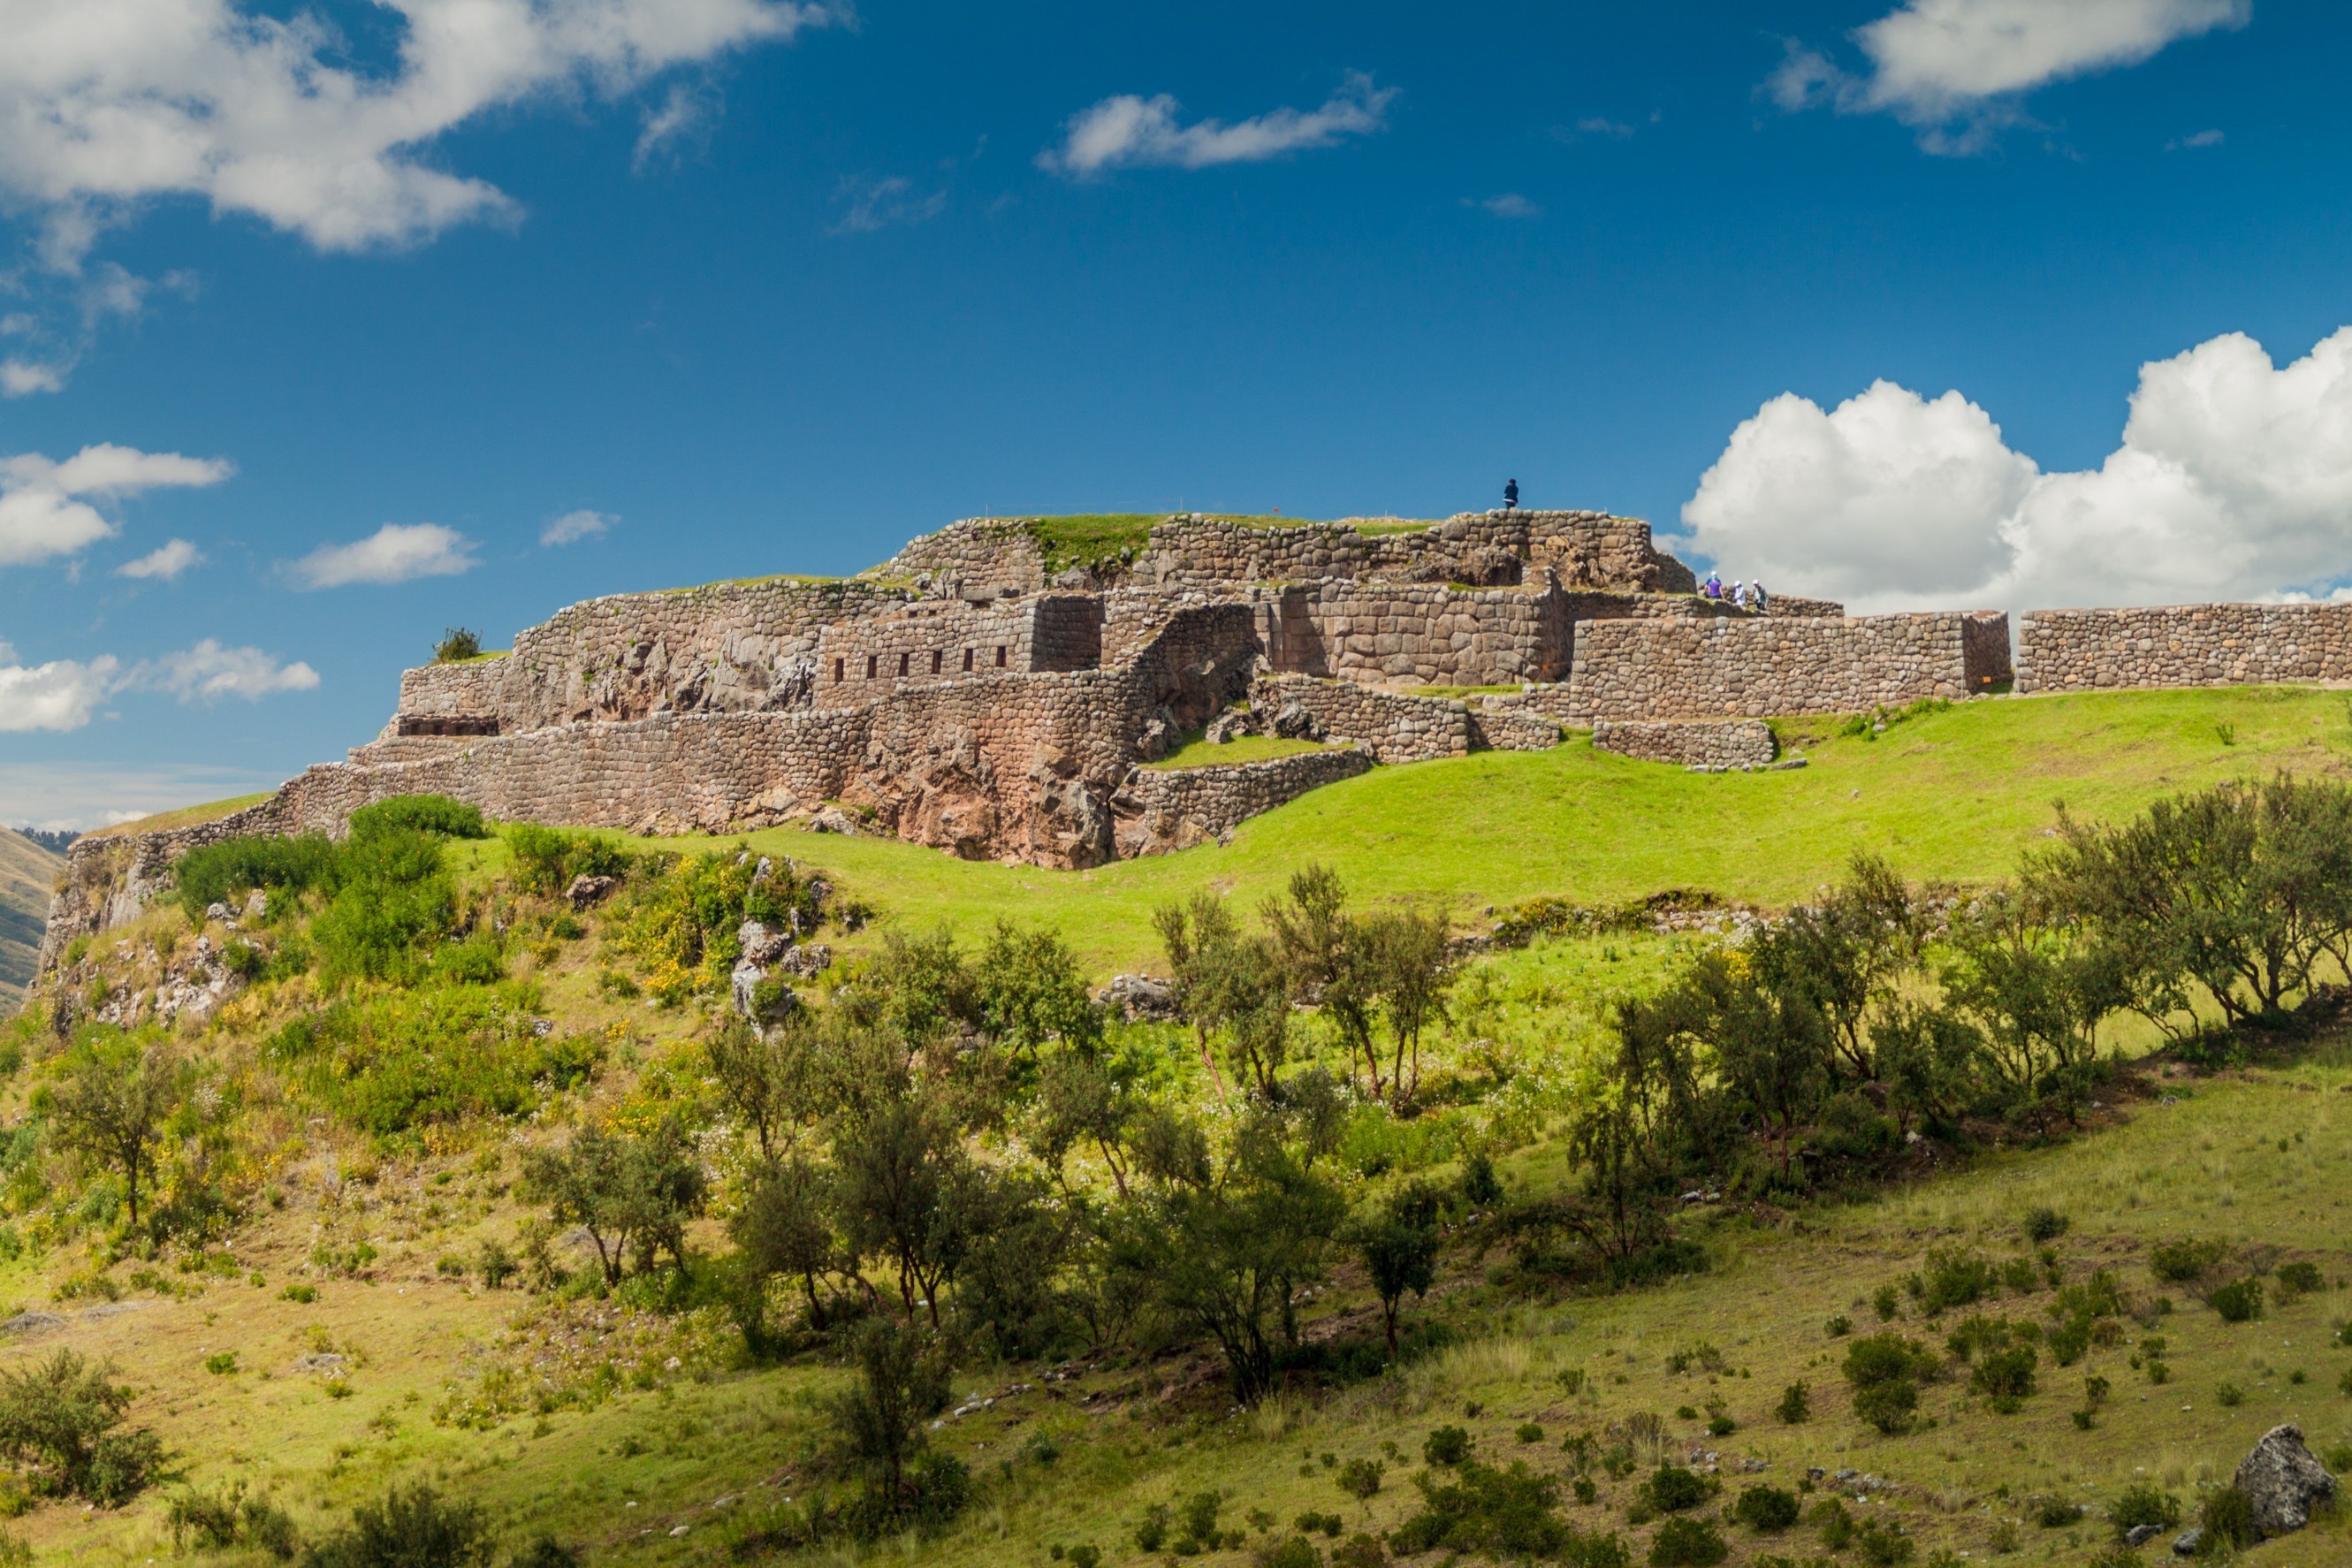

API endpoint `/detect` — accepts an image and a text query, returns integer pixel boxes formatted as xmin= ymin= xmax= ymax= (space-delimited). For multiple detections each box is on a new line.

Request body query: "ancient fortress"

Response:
xmin=37 ymin=506 xmax=2352 ymax=970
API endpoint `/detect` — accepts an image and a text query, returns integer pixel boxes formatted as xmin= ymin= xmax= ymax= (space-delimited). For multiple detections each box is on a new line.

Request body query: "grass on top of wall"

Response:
xmin=1142 ymin=735 xmax=1334 ymax=771
xmin=83 ymin=793 xmax=274 ymax=841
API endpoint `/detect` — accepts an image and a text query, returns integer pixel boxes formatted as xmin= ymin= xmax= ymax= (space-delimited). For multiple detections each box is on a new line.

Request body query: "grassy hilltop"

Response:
xmin=3 ymin=686 xmax=2352 ymax=1568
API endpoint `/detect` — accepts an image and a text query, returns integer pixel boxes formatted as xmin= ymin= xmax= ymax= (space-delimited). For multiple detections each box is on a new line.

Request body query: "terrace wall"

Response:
xmin=2016 ymin=604 xmax=2352 ymax=693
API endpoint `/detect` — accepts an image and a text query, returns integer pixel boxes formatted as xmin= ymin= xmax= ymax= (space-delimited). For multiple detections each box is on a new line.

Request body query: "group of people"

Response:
xmin=1702 ymin=570 xmax=1768 ymax=611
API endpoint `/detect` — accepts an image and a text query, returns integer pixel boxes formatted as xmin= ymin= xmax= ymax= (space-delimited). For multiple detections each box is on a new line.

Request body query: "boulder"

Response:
xmin=1204 ymin=709 xmax=1259 ymax=745
xmin=2125 ymin=1524 xmax=2161 ymax=1547
xmin=2234 ymin=1423 xmax=2337 ymax=1538
xmin=730 ymin=961 xmax=796 ymax=1026
xmin=2170 ymin=1526 xmax=2202 ymax=1557
xmin=1272 ymin=701 xmax=1325 ymax=741
xmin=778 ymin=943 xmax=833 ymax=979
xmin=808 ymin=804 xmax=863 ymax=836
xmin=738 ymin=920 xmax=790 ymax=967
xmin=565 ymin=873 xmax=618 ymax=910
xmin=1096 ymin=972 xmax=1179 ymax=1021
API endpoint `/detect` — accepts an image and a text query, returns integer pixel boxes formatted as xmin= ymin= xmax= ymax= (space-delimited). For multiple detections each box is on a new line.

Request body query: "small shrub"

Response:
xmin=1639 ymin=1465 xmax=1709 ymax=1515
xmin=1732 ymin=1485 xmax=1801 ymax=1532
xmin=2034 ymin=1497 xmax=2080 ymax=1529
xmin=2275 ymin=1260 xmax=2323 ymax=1300
xmin=1134 ymin=1503 xmax=1169 ymax=1553
xmin=2209 ymin=1277 xmax=2264 ymax=1323
xmin=1812 ymin=1499 xmax=1855 ymax=1549
xmin=1337 ymin=1458 xmax=1382 ymax=1499
xmin=510 ymin=1538 xmax=579 ymax=1568
xmin=1913 ymin=1248 xmax=1999 ymax=1314
xmin=1969 ymin=1346 xmax=2038 ymax=1412
xmin=1257 ymin=1534 xmax=1323 ymax=1568
xmin=1776 ymin=1382 xmax=1810 ymax=1424
xmin=2109 ymin=1482 xmax=2180 ymax=1541
xmin=1517 ymin=1423 xmax=1545 ymax=1444
xmin=2149 ymin=1239 xmax=2225 ymax=1283
xmin=1329 ymin=1535 xmax=1386 ymax=1568
xmin=1825 ymin=1315 xmax=1853 ymax=1338
xmin=1648 ymin=1517 xmax=1727 ymax=1567
xmin=283 ymin=1284 xmax=317 ymax=1305
xmin=167 ymin=1480 xmax=300 ymax=1557
xmin=204 ymin=1352 xmax=239 ymax=1376
xmin=1665 ymin=1343 xmax=1724 ymax=1375
xmin=347 ymin=795 xmax=489 ymax=841
xmin=2199 ymin=1486 xmax=2255 ymax=1550
xmin=1843 ymin=1334 xmax=1934 ymax=1435
xmin=1423 ymin=1426 xmax=1472 ymax=1466
xmin=0 ymin=1348 xmax=163 ymax=1504
xmin=433 ymin=628 xmax=483 ymax=664
xmin=1179 ymin=1490 xmax=1224 ymax=1551
xmin=300 ymin=1482 xmax=491 ymax=1568
xmin=2023 ymin=1207 xmax=2070 ymax=1244
xmin=1872 ymin=1284 xmax=1900 ymax=1321
xmin=2216 ymin=1382 xmax=2243 ymax=1407
xmin=1856 ymin=1519 xmax=1915 ymax=1565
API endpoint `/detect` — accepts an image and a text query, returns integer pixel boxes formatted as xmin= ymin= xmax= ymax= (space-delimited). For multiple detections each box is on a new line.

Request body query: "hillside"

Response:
xmin=0 ymin=827 xmax=62 ymax=1005
xmin=7 ymin=686 xmax=2352 ymax=1568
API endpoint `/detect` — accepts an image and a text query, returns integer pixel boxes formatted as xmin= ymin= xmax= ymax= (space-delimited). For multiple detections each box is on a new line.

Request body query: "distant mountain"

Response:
xmin=0 ymin=827 xmax=64 ymax=1006
xmin=13 ymin=829 xmax=78 ymax=856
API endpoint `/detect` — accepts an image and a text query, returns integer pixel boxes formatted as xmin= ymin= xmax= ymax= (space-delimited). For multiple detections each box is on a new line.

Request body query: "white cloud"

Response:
xmin=0 ymin=441 xmax=232 ymax=567
xmin=1039 ymin=72 xmax=1396 ymax=178
xmin=0 ymin=760 xmax=281 ymax=833
xmin=0 ymin=632 xmax=316 ymax=731
xmin=1771 ymin=0 xmax=2247 ymax=152
xmin=828 ymin=174 xmax=947 ymax=235
xmin=634 ymin=80 xmax=722 ymax=172
xmin=288 ymin=521 xmax=476 ymax=588
xmin=1 ymin=360 xmax=65 ymax=397
xmin=2169 ymin=128 xmax=2225 ymax=149
xmin=1468 ymin=193 xmax=1541 ymax=219
xmin=0 ymin=643 xmax=121 ymax=731
xmin=540 ymin=508 xmax=615 ymax=546
xmin=135 ymin=638 xmax=318 ymax=702
xmin=0 ymin=0 xmax=839 ymax=258
xmin=1684 ymin=327 xmax=2352 ymax=613
xmin=116 ymin=537 xmax=204 ymax=579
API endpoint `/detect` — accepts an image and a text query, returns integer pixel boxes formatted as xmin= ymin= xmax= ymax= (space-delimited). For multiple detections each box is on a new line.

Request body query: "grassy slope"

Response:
xmin=0 ymin=829 xmax=63 ymax=1003
xmin=687 ymin=687 xmax=2352 ymax=975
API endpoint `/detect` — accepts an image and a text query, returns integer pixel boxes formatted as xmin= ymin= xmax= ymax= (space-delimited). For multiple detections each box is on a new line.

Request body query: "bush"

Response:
xmin=1337 ymin=1458 xmax=1383 ymax=1499
xmin=1732 ymin=1485 xmax=1800 ymax=1532
xmin=1258 ymin=1535 xmax=1323 ymax=1568
xmin=299 ymin=1483 xmax=492 ymax=1568
xmin=433 ymin=628 xmax=482 ymax=664
xmin=273 ymin=985 xmax=597 ymax=1137
xmin=508 ymin=1540 xmax=579 ymax=1568
xmin=348 ymin=795 xmax=489 ymax=841
xmin=506 ymin=826 xmax=632 ymax=899
xmin=1855 ymin=1519 xmax=1915 ymax=1565
xmin=1913 ymin=1248 xmax=1999 ymax=1313
xmin=1389 ymin=1460 xmax=1568 ymax=1558
xmin=2023 ymin=1206 xmax=2070 ymax=1243
xmin=1423 ymin=1426 xmax=1472 ymax=1466
xmin=1134 ymin=1503 xmax=1169 ymax=1553
xmin=2275 ymin=1260 xmax=2323 ymax=1300
xmin=1638 ymin=1465 xmax=1710 ymax=1515
xmin=1648 ymin=1517 xmax=1728 ymax=1567
xmin=0 ymin=1348 xmax=163 ymax=1503
xmin=1776 ymin=1382 xmax=1810 ymax=1423
xmin=168 ymin=1480 xmax=299 ymax=1557
xmin=174 ymin=835 xmax=337 ymax=924
xmin=1969 ymin=1345 xmax=2038 ymax=1411
xmin=2150 ymin=1239 xmax=2225 ymax=1283
xmin=2109 ymin=1482 xmax=2181 ymax=1541
xmin=1842 ymin=1335 xmax=1934 ymax=1435
xmin=2199 ymin=1486 xmax=2255 ymax=1550
xmin=2209 ymin=1277 xmax=2264 ymax=1323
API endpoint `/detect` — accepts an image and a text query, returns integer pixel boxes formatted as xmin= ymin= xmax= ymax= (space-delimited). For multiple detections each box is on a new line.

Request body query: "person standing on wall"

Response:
xmin=1503 ymin=478 xmax=1519 ymax=510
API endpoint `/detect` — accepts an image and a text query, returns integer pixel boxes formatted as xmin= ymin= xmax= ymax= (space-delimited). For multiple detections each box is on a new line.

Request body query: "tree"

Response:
xmin=1155 ymin=891 xmax=1243 ymax=1098
xmin=1753 ymin=854 xmax=1918 ymax=1081
xmin=830 ymin=1317 xmax=960 ymax=1535
xmin=1351 ymin=1181 xmax=1442 ymax=1355
xmin=0 ymin=1348 xmax=164 ymax=1504
xmin=707 ymin=1016 xmax=822 ymax=1161
xmin=1263 ymin=866 xmax=1385 ymax=1100
xmin=521 ymin=1118 xmax=706 ymax=1284
xmin=1033 ymin=1048 xmax=1139 ymax=1199
xmin=831 ymin=1091 xmax=980 ymax=1326
xmin=976 ymin=921 xmax=1101 ymax=1061
xmin=1939 ymin=889 xmax=2111 ymax=1123
xmin=42 ymin=1036 xmax=185 ymax=1231
xmin=731 ymin=1154 xmax=842 ymax=1336
xmin=1372 ymin=907 xmax=1457 ymax=1106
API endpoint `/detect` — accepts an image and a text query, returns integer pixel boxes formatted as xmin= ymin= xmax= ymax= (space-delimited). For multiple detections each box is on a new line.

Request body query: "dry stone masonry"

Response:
xmin=101 ymin=503 xmax=2352 ymax=973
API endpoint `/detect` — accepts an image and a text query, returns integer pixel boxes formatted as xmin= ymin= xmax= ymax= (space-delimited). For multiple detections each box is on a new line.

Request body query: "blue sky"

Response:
xmin=4 ymin=0 xmax=2350 ymax=827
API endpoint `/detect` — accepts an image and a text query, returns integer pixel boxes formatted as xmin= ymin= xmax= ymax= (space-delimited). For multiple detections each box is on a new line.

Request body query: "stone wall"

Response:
xmin=1111 ymin=750 xmax=1374 ymax=856
xmin=1260 ymin=581 xmax=1572 ymax=689
xmin=35 ymin=797 xmax=293 ymax=972
xmin=877 ymin=518 xmax=1052 ymax=593
xmin=1254 ymin=675 xmax=1470 ymax=762
xmin=2016 ymin=604 xmax=2352 ymax=693
xmin=1593 ymin=719 xmax=1778 ymax=769
xmin=1564 ymin=612 xmax=2012 ymax=721
xmin=1137 ymin=509 xmax=1693 ymax=592
xmin=1469 ymin=708 xmax=1564 ymax=752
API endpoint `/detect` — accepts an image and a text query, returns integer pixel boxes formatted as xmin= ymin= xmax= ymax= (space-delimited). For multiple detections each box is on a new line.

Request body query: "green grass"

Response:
xmin=672 ymin=686 xmax=2352 ymax=974
xmin=1144 ymin=735 xmax=1332 ymax=770
xmin=1017 ymin=512 xmax=1397 ymax=567
xmin=84 ymin=793 xmax=273 ymax=841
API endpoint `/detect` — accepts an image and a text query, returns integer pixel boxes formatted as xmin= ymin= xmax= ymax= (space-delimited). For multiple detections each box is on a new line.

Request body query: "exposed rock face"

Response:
xmin=2234 ymin=1423 xmax=2336 ymax=1538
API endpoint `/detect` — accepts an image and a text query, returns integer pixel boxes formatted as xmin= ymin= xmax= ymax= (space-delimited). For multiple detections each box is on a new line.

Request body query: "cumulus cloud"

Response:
xmin=0 ymin=442 xmax=232 ymax=567
xmin=135 ymin=639 xmax=319 ymax=702
xmin=0 ymin=361 xmax=65 ymax=397
xmin=1771 ymin=0 xmax=2248 ymax=152
xmin=1039 ymin=72 xmax=1396 ymax=178
xmin=828 ymin=174 xmax=948 ymax=235
xmin=0 ymin=642 xmax=122 ymax=732
xmin=0 ymin=634 xmax=316 ymax=730
xmin=540 ymin=508 xmax=615 ymax=546
xmin=0 ymin=0 xmax=838 ymax=259
xmin=1684 ymin=327 xmax=2352 ymax=613
xmin=116 ymin=537 xmax=204 ymax=579
xmin=288 ymin=521 xmax=476 ymax=588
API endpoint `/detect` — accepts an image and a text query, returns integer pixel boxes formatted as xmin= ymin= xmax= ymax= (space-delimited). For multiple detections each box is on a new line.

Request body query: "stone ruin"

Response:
xmin=96 ymin=495 xmax=2352 ymax=971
